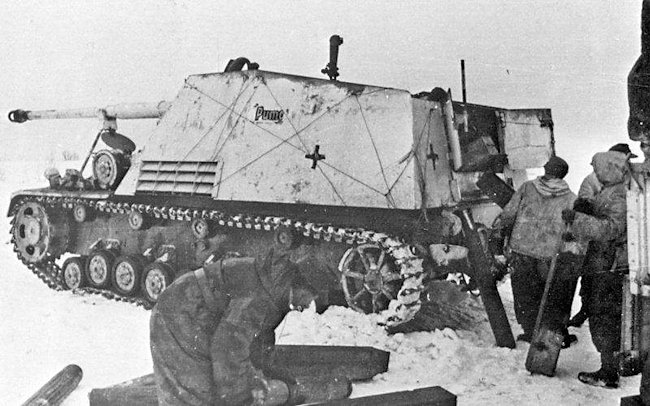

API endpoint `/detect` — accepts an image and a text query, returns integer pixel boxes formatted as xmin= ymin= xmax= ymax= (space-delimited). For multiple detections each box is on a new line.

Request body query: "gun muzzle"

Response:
xmin=8 ymin=109 xmax=30 ymax=123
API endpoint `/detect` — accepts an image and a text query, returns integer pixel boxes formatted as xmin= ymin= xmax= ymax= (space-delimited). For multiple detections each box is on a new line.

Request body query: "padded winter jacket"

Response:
xmin=150 ymin=250 xmax=298 ymax=406
xmin=496 ymin=176 xmax=576 ymax=259
xmin=572 ymin=151 xmax=629 ymax=263
xmin=578 ymin=172 xmax=602 ymax=199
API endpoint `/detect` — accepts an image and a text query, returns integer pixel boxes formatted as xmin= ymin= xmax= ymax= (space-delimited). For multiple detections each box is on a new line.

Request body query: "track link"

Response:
xmin=10 ymin=195 xmax=426 ymax=326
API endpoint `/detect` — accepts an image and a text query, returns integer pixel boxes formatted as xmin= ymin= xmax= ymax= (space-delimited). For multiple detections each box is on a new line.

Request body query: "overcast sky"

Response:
xmin=0 ymin=0 xmax=643 ymax=186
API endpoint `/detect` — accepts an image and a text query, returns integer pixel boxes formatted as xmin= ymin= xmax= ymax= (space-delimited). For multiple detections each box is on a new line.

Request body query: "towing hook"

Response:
xmin=8 ymin=109 xmax=29 ymax=123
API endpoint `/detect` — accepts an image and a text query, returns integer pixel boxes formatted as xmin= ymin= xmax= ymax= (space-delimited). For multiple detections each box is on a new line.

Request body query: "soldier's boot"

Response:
xmin=568 ymin=308 xmax=588 ymax=328
xmin=577 ymin=368 xmax=619 ymax=389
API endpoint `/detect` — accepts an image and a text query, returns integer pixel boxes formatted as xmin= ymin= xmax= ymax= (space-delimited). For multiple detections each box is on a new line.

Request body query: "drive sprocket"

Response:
xmin=12 ymin=201 xmax=69 ymax=264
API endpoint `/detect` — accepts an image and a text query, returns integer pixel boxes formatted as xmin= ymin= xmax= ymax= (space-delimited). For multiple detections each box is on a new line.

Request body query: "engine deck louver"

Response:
xmin=137 ymin=161 xmax=217 ymax=195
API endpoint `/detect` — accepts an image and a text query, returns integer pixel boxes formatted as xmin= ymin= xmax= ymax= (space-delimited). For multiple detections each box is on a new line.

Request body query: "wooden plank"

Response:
xmin=476 ymin=171 xmax=515 ymax=209
xmin=273 ymin=345 xmax=389 ymax=381
xmin=460 ymin=209 xmax=515 ymax=348
xmin=622 ymin=277 xmax=634 ymax=352
xmin=312 ymin=386 xmax=456 ymax=406
xmin=526 ymin=245 xmax=583 ymax=376
xmin=620 ymin=395 xmax=645 ymax=406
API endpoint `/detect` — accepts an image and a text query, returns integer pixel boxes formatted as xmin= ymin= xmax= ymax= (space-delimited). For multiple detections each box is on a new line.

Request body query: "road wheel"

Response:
xmin=112 ymin=255 xmax=143 ymax=296
xmin=338 ymin=244 xmax=401 ymax=314
xmin=85 ymin=249 xmax=116 ymax=289
xmin=62 ymin=256 xmax=87 ymax=290
xmin=141 ymin=262 xmax=174 ymax=303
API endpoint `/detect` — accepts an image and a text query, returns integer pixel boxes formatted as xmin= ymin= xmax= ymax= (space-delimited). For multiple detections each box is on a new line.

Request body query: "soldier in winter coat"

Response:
xmin=569 ymin=143 xmax=636 ymax=328
xmin=563 ymin=150 xmax=630 ymax=388
xmin=149 ymin=246 xmax=318 ymax=406
xmin=493 ymin=156 xmax=576 ymax=343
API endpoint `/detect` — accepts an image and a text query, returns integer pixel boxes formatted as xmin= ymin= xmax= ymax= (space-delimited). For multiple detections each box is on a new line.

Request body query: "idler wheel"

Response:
xmin=112 ymin=255 xmax=143 ymax=296
xmin=62 ymin=256 xmax=87 ymax=290
xmin=85 ymin=249 xmax=116 ymax=289
xmin=141 ymin=262 xmax=174 ymax=303
xmin=12 ymin=201 xmax=69 ymax=263
xmin=93 ymin=150 xmax=121 ymax=190
xmin=338 ymin=244 xmax=401 ymax=314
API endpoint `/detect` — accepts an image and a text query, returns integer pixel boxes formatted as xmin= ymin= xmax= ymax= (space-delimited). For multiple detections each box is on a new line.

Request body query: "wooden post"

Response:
xmin=21 ymin=364 xmax=83 ymax=406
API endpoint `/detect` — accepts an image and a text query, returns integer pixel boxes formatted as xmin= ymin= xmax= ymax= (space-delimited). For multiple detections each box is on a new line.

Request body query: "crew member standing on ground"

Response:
xmin=562 ymin=150 xmax=629 ymax=388
xmin=569 ymin=143 xmax=637 ymax=327
xmin=492 ymin=156 xmax=576 ymax=343
xmin=150 ymin=242 xmax=319 ymax=406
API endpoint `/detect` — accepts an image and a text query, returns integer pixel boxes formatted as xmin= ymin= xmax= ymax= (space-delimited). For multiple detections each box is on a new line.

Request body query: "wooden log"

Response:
xmin=21 ymin=364 xmax=83 ymax=406
xmin=88 ymin=345 xmax=372 ymax=405
xmin=311 ymin=386 xmax=456 ymax=406
xmin=89 ymin=374 xmax=352 ymax=406
xmin=88 ymin=385 xmax=157 ymax=406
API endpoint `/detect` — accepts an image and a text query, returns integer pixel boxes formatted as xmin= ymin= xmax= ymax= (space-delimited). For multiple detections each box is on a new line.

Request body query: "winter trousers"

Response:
xmin=586 ymin=270 xmax=623 ymax=373
xmin=510 ymin=252 xmax=551 ymax=337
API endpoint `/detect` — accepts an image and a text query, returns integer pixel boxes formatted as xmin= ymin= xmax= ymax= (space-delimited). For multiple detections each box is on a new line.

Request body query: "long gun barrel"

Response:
xmin=8 ymin=101 xmax=170 ymax=124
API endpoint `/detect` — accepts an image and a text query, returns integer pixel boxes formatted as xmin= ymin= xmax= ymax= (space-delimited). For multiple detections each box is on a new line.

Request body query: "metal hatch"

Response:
xmin=496 ymin=108 xmax=554 ymax=170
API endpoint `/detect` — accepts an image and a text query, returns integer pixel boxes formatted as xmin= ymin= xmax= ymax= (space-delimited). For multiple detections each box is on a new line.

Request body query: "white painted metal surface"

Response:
xmin=114 ymin=70 xmax=554 ymax=212
xmin=498 ymin=109 xmax=553 ymax=170
xmin=627 ymin=176 xmax=650 ymax=296
xmin=412 ymin=98 xmax=456 ymax=208
xmin=125 ymin=70 xmax=451 ymax=209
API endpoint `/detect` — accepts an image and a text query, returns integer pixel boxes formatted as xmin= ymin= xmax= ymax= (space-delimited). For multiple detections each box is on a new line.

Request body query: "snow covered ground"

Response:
xmin=0 ymin=158 xmax=643 ymax=405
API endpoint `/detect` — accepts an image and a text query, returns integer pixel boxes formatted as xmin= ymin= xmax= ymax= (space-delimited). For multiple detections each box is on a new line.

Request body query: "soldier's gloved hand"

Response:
xmin=263 ymin=364 xmax=297 ymax=385
xmin=250 ymin=372 xmax=270 ymax=406
xmin=561 ymin=209 xmax=576 ymax=223
xmin=561 ymin=232 xmax=576 ymax=242
xmin=573 ymin=198 xmax=596 ymax=216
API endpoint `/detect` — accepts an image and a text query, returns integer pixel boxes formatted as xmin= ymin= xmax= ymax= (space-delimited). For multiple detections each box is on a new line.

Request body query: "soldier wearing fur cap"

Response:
xmin=562 ymin=150 xmax=630 ymax=388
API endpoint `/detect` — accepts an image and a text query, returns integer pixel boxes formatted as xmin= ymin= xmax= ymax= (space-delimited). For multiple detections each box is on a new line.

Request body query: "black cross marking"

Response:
xmin=305 ymin=145 xmax=326 ymax=169
xmin=426 ymin=144 xmax=439 ymax=170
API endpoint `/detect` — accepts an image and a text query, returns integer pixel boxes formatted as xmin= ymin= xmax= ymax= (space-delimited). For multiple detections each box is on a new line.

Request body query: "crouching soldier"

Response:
xmin=150 ymin=244 xmax=318 ymax=406
xmin=562 ymin=150 xmax=629 ymax=388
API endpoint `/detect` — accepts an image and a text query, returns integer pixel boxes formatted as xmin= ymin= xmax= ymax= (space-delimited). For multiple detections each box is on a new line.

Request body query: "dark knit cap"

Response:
xmin=609 ymin=143 xmax=638 ymax=158
xmin=543 ymin=156 xmax=569 ymax=179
